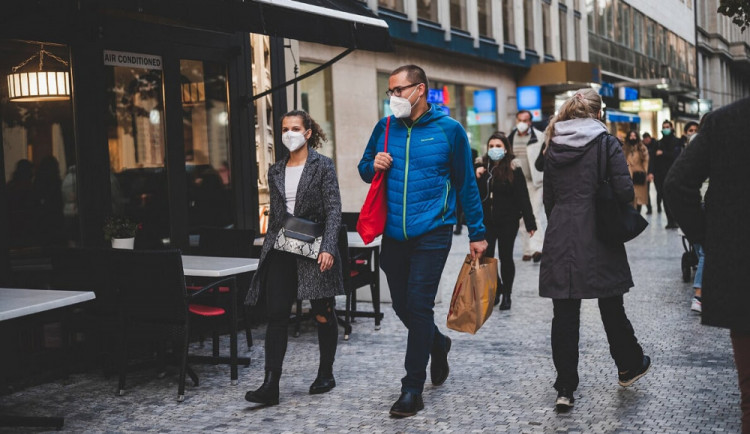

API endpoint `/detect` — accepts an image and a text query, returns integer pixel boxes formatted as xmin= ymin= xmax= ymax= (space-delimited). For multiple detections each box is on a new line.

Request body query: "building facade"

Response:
xmin=585 ymin=0 xmax=699 ymax=139
xmin=284 ymin=0 xmax=591 ymax=211
xmin=696 ymin=0 xmax=750 ymax=110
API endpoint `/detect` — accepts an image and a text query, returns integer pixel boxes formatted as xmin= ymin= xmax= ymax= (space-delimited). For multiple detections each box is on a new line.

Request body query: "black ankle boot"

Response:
xmin=499 ymin=293 xmax=511 ymax=310
xmin=245 ymin=370 xmax=280 ymax=405
xmin=309 ymin=373 xmax=336 ymax=395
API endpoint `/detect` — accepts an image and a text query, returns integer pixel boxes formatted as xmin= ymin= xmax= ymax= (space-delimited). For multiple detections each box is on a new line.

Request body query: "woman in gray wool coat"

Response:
xmin=539 ymin=88 xmax=651 ymax=412
xmin=244 ymin=110 xmax=344 ymax=406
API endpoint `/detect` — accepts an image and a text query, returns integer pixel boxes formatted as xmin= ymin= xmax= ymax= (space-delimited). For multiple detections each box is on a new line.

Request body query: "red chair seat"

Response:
xmin=189 ymin=304 xmax=226 ymax=317
xmin=186 ymin=285 xmax=230 ymax=293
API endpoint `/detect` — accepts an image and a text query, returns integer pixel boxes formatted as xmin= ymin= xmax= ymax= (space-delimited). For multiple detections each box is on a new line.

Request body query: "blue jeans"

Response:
xmin=380 ymin=225 xmax=453 ymax=394
xmin=693 ymin=243 xmax=705 ymax=289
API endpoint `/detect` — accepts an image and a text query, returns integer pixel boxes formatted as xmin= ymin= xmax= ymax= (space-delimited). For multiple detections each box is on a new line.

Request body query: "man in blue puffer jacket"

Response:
xmin=359 ymin=65 xmax=487 ymax=417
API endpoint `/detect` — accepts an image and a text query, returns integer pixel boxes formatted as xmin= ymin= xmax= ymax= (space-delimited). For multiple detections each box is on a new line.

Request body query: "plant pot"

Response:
xmin=111 ymin=237 xmax=135 ymax=249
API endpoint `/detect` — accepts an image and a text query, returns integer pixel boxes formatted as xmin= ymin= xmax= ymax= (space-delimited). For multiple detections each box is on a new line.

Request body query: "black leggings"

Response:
xmin=485 ymin=219 xmax=520 ymax=295
xmin=263 ymin=250 xmax=337 ymax=375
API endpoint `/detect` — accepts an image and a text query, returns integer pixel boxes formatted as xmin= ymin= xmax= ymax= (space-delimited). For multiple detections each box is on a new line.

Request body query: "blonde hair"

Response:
xmin=544 ymin=88 xmax=602 ymax=145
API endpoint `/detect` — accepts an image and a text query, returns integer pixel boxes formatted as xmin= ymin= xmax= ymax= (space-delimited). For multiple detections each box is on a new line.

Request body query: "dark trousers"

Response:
xmin=551 ymin=296 xmax=644 ymax=392
xmin=654 ymin=176 xmax=675 ymax=223
xmin=263 ymin=250 xmax=338 ymax=375
xmin=380 ymin=225 xmax=453 ymax=394
xmin=732 ymin=330 xmax=750 ymax=433
xmin=485 ymin=219 xmax=520 ymax=294
xmin=645 ymin=181 xmax=652 ymax=212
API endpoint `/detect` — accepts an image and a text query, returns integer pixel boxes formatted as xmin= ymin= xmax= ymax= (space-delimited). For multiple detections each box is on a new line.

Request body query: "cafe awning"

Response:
xmin=3 ymin=0 xmax=393 ymax=53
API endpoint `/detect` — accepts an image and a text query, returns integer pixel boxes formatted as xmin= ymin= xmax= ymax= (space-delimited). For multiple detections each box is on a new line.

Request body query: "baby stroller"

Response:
xmin=679 ymin=228 xmax=699 ymax=283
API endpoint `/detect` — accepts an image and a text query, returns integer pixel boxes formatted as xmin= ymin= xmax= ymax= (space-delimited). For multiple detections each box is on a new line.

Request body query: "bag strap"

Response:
xmin=384 ymin=116 xmax=391 ymax=153
xmin=595 ymin=133 xmax=608 ymax=186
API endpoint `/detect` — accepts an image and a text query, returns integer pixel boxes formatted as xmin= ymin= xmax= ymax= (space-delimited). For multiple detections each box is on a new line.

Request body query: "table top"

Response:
xmin=0 ymin=288 xmax=96 ymax=322
xmin=253 ymin=233 xmax=381 ymax=249
xmin=182 ymin=255 xmax=259 ymax=277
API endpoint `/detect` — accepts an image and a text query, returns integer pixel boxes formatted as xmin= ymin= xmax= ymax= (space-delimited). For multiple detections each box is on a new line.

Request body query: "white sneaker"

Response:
xmin=691 ymin=297 xmax=702 ymax=313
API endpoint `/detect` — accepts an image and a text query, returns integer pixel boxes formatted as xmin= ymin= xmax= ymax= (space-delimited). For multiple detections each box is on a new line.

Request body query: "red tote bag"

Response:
xmin=357 ymin=117 xmax=391 ymax=245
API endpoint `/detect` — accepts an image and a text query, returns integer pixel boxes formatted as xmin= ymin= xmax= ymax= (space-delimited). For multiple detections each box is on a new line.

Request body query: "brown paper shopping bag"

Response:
xmin=446 ymin=255 xmax=498 ymax=334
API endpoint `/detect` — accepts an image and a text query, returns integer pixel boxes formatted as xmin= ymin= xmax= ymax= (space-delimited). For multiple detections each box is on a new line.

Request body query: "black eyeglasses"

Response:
xmin=385 ymin=82 xmax=422 ymax=98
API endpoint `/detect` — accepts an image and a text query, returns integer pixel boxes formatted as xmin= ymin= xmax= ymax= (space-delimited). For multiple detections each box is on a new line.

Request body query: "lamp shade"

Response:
xmin=7 ymin=70 xmax=70 ymax=102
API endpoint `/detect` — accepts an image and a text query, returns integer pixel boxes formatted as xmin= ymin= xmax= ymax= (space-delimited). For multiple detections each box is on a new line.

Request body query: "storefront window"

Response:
xmin=542 ymin=1 xmax=552 ymax=56
xmin=418 ymin=0 xmax=439 ymax=22
xmin=503 ymin=0 xmax=515 ymax=45
xmin=2 ymin=40 xmax=77 ymax=251
xmin=251 ymin=34 xmax=274 ymax=234
xmin=378 ymin=0 xmax=405 ymax=12
xmin=524 ymin=0 xmax=535 ymax=50
xmin=478 ymin=0 xmax=492 ymax=37
xmin=300 ymin=62 xmax=336 ymax=161
xmin=560 ymin=9 xmax=568 ymax=60
xmin=104 ymin=50 xmax=169 ymax=245
xmin=450 ymin=0 xmax=468 ymax=31
xmin=180 ymin=59 xmax=234 ymax=232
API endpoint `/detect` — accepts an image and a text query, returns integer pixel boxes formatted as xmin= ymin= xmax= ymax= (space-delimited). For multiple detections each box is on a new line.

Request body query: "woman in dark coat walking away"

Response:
xmin=244 ymin=110 xmax=344 ymax=406
xmin=475 ymin=132 xmax=536 ymax=310
xmin=539 ymin=88 xmax=651 ymax=412
xmin=664 ymin=97 xmax=750 ymax=433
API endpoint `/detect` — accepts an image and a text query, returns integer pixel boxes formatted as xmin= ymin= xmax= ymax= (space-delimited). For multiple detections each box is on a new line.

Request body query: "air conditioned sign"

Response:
xmin=103 ymin=50 xmax=162 ymax=70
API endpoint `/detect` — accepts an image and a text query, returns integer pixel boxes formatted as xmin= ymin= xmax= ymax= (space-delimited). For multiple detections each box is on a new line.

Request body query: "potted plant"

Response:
xmin=103 ymin=215 xmax=140 ymax=249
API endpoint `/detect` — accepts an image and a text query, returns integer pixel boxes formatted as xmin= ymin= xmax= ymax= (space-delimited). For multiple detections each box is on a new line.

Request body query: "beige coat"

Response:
xmin=622 ymin=142 xmax=650 ymax=206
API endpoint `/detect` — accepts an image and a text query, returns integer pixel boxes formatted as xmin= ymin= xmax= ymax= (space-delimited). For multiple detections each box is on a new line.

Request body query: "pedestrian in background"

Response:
xmin=245 ymin=110 xmax=343 ymax=406
xmin=359 ymin=64 xmax=487 ymax=417
xmin=475 ymin=132 xmax=536 ymax=310
xmin=508 ymin=110 xmax=546 ymax=263
xmin=622 ymin=130 xmax=650 ymax=212
xmin=664 ymin=96 xmax=750 ymax=433
xmin=642 ymin=132 xmax=655 ymax=214
xmin=649 ymin=120 xmax=684 ymax=228
xmin=539 ymin=88 xmax=651 ymax=412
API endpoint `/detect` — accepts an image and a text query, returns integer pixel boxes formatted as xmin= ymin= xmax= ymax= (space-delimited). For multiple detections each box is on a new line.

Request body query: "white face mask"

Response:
xmin=516 ymin=122 xmax=530 ymax=134
xmin=389 ymin=86 xmax=420 ymax=118
xmin=282 ymin=131 xmax=308 ymax=152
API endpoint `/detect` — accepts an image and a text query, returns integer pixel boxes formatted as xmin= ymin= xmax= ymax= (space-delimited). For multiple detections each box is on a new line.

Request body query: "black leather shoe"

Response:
xmin=389 ymin=392 xmax=424 ymax=417
xmin=532 ymin=252 xmax=542 ymax=263
xmin=499 ymin=293 xmax=511 ymax=310
xmin=245 ymin=370 xmax=280 ymax=405
xmin=309 ymin=375 xmax=336 ymax=394
xmin=430 ymin=336 xmax=451 ymax=385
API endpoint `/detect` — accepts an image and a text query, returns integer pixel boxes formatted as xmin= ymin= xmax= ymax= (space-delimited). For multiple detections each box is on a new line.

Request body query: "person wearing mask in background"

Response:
xmin=508 ymin=110 xmax=546 ymax=263
xmin=648 ymin=120 xmax=683 ymax=228
xmin=476 ymin=132 xmax=536 ymax=310
xmin=664 ymin=96 xmax=750 ymax=433
xmin=245 ymin=110 xmax=343 ymax=406
xmin=683 ymin=121 xmax=699 ymax=147
xmin=623 ymin=130 xmax=650 ymax=212
xmin=359 ymin=64 xmax=487 ymax=417
xmin=642 ymin=133 xmax=655 ymax=214
xmin=540 ymin=88 xmax=651 ymax=412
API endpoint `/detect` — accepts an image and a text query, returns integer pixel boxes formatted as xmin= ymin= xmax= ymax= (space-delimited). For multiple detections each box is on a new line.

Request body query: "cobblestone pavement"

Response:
xmin=0 ymin=212 xmax=742 ymax=433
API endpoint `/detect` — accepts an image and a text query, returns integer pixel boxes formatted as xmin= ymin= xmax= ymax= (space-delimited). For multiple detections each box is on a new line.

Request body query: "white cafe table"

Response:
xmin=180 ymin=255 xmax=258 ymax=383
xmin=0 ymin=288 xmax=96 ymax=430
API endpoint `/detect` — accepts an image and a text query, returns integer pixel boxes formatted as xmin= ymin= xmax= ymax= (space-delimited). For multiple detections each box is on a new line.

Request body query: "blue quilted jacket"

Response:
xmin=358 ymin=105 xmax=486 ymax=242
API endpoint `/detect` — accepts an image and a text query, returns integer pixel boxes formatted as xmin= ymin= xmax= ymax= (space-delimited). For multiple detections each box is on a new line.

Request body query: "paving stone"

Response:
xmin=0 ymin=213 xmax=742 ymax=433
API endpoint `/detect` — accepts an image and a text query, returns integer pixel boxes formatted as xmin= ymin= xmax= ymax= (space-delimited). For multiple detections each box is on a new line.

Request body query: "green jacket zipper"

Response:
xmin=400 ymin=110 xmax=431 ymax=240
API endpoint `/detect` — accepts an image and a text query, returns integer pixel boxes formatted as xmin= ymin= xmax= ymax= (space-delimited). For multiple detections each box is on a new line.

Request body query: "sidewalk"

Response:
xmin=0 ymin=212 xmax=741 ymax=433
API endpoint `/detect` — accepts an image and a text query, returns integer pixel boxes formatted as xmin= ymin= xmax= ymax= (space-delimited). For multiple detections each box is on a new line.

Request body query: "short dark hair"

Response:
xmin=684 ymin=121 xmax=699 ymax=131
xmin=662 ymin=119 xmax=674 ymax=128
xmin=642 ymin=132 xmax=651 ymax=139
xmin=516 ymin=110 xmax=532 ymax=120
xmin=390 ymin=65 xmax=429 ymax=90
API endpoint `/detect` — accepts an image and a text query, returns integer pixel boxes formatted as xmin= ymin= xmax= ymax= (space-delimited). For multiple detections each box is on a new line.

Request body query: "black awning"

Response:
xmin=80 ymin=0 xmax=393 ymax=52
xmin=1 ymin=0 xmax=392 ymax=52
xmin=253 ymin=0 xmax=392 ymax=52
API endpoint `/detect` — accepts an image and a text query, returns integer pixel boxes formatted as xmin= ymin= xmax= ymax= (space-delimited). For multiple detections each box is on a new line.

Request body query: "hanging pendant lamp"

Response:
xmin=6 ymin=43 xmax=70 ymax=102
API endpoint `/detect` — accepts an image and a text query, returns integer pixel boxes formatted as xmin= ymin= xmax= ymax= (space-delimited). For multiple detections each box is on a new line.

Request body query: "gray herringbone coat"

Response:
xmin=245 ymin=148 xmax=344 ymax=305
